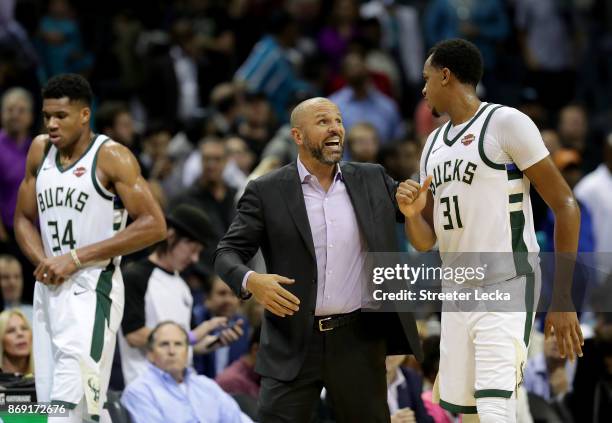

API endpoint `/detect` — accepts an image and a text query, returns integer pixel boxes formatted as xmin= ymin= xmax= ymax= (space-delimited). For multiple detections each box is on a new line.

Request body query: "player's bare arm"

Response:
xmin=523 ymin=156 xmax=584 ymax=361
xmin=14 ymin=135 xmax=53 ymax=267
xmin=397 ymin=175 xmax=437 ymax=251
xmin=33 ymin=141 xmax=167 ymax=284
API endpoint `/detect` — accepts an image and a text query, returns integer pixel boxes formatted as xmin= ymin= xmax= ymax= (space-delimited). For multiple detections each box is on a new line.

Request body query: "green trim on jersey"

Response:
xmin=90 ymin=263 xmax=114 ymax=362
xmin=55 ymin=134 xmax=98 ymax=173
xmin=474 ymin=389 xmax=514 ymax=399
xmin=524 ymin=273 xmax=535 ymax=346
xmin=443 ymin=103 xmax=493 ymax=146
xmin=507 ymin=167 xmax=523 ymax=180
xmin=510 ymin=211 xmax=533 ymax=275
xmin=477 ymin=105 xmax=505 ymax=169
xmin=439 ymin=399 xmax=477 ymax=414
xmin=509 ymin=193 xmax=524 ymax=203
xmin=91 ymin=137 xmax=114 ymax=201
xmin=35 ymin=142 xmax=52 ymax=177
xmin=423 ymin=125 xmax=444 ymax=174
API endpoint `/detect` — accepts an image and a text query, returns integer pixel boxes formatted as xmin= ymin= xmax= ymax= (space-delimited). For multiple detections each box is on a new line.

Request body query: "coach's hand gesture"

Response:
xmin=247 ymin=272 xmax=300 ymax=317
xmin=396 ymin=175 xmax=433 ymax=218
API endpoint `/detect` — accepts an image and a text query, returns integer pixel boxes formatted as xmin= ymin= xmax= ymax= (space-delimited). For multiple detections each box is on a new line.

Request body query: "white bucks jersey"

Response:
xmin=421 ymin=103 xmax=548 ymax=278
xmin=36 ymin=135 xmax=127 ymax=266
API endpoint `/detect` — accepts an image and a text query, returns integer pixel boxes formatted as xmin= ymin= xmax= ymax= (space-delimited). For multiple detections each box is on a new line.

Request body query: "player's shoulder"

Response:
xmin=97 ymin=137 xmax=131 ymax=157
xmin=488 ymin=104 xmax=534 ymax=127
xmin=96 ymin=136 xmax=140 ymax=176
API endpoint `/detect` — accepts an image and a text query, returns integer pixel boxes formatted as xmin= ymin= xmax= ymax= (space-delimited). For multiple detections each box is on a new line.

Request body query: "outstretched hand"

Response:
xmin=247 ymin=273 xmax=300 ymax=317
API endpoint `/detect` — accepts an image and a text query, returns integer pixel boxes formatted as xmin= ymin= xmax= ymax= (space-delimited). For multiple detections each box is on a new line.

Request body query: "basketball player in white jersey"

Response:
xmin=397 ymin=39 xmax=584 ymax=422
xmin=13 ymin=74 xmax=166 ymax=422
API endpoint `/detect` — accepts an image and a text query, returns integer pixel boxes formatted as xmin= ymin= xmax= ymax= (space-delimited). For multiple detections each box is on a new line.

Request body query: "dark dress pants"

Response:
xmin=258 ymin=315 xmax=390 ymax=423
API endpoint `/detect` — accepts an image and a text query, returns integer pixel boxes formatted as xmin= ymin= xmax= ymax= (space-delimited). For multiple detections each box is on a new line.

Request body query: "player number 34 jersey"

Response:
xmin=35 ymin=135 xmax=127 ymax=267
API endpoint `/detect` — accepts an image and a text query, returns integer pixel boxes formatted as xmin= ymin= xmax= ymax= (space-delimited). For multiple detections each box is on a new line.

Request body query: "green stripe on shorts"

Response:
xmin=439 ymin=399 xmax=478 ymax=414
xmin=90 ymin=264 xmax=114 ymax=362
xmin=474 ymin=389 xmax=513 ymax=399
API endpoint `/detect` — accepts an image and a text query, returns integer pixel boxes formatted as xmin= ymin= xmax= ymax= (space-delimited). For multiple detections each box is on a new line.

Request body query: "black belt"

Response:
xmin=314 ymin=310 xmax=360 ymax=332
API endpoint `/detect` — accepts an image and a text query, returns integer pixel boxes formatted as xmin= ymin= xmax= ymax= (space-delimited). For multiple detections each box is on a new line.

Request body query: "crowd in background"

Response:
xmin=0 ymin=0 xmax=611 ymax=421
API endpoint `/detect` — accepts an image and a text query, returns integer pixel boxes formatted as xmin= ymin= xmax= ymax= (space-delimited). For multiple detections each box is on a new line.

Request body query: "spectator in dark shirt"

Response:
xmin=173 ymin=138 xmax=237 ymax=267
xmin=194 ymin=276 xmax=249 ymax=378
xmin=386 ymin=354 xmax=433 ymax=423
xmin=216 ymin=325 xmax=261 ymax=399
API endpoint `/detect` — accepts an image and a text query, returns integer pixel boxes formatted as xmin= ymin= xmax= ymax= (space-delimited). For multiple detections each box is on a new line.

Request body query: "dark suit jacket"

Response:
xmin=214 ymin=161 xmax=423 ymax=381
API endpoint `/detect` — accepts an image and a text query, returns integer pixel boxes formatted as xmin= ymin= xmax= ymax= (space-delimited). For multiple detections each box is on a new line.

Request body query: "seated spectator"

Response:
xmin=524 ymin=332 xmax=576 ymax=403
xmin=386 ymin=354 xmax=433 ymax=423
xmin=38 ymin=0 xmax=93 ymax=77
xmin=0 ymin=309 xmax=33 ymax=375
xmin=216 ymin=325 xmax=261 ymax=398
xmin=194 ymin=276 xmax=249 ymax=378
xmin=0 ymin=87 xmax=33 ymax=246
xmin=329 ymin=50 xmax=405 ymax=144
xmin=121 ymin=321 xmax=251 ymax=423
xmin=346 ymin=122 xmax=380 ymax=163
xmin=0 ymin=255 xmax=33 ymax=324
xmin=95 ymin=101 xmax=136 ymax=149
xmin=234 ymin=11 xmax=310 ymax=122
xmin=420 ymin=335 xmax=453 ymax=423
xmin=118 ymin=205 xmax=244 ymax=384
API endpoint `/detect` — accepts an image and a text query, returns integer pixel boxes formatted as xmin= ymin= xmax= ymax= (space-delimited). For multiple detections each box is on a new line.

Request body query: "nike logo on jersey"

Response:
xmin=431 ymin=145 xmax=444 ymax=155
xmin=42 ymin=165 xmax=54 ymax=170
xmin=74 ymin=289 xmax=88 ymax=296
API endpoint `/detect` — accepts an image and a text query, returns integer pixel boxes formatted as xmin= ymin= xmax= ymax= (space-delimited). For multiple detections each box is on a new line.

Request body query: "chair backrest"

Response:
xmin=106 ymin=390 xmax=132 ymax=423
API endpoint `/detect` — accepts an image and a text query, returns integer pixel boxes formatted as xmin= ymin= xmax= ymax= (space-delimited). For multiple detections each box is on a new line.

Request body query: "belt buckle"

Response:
xmin=318 ymin=317 xmax=333 ymax=332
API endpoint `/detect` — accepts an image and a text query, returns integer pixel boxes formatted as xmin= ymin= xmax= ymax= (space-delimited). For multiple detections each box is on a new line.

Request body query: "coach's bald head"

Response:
xmin=290 ymin=97 xmax=339 ymax=129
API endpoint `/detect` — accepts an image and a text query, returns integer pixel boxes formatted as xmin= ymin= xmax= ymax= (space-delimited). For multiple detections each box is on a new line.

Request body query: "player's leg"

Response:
xmin=471 ymin=273 xmax=537 ymax=423
xmin=438 ymin=310 xmax=478 ymax=416
xmin=471 ymin=311 xmax=530 ymax=423
xmin=32 ymin=282 xmax=54 ymax=402
xmin=98 ymin=272 xmax=123 ymax=423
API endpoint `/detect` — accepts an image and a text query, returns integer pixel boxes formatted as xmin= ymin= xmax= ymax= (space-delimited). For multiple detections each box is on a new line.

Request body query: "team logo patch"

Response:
xmin=73 ymin=166 xmax=87 ymax=177
xmin=461 ymin=134 xmax=475 ymax=146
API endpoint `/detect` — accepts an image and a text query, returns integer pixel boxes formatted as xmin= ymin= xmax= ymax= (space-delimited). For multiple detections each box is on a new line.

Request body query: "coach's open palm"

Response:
xmin=396 ymin=175 xmax=433 ymax=218
xmin=247 ymin=272 xmax=300 ymax=317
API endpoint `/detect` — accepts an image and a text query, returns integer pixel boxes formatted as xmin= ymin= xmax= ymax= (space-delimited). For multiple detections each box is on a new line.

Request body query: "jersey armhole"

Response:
xmin=423 ymin=125 xmax=444 ymax=176
xmin=477 ymin=105 xmax=507 ymax=170
xmin=92 ymin=137 xmax=115 ymax=201
xmin=35 ymin=142 xmax=52 ymax=177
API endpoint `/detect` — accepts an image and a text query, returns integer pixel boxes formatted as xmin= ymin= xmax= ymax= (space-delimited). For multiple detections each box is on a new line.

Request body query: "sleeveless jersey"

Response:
xmin=36 ymin=135 xmax=127 ymax=269
xmin=421 ymin=103 xmax=544 ymax=279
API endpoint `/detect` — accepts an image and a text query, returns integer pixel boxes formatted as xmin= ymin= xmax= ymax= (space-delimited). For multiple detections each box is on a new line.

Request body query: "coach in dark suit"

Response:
xmin=215 ymin=97 xmax=422 ymax=423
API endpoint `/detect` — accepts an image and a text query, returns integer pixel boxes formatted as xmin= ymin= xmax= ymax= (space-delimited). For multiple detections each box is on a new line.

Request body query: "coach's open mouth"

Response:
xmin=324 ymin=137 xmax=341 ymax=147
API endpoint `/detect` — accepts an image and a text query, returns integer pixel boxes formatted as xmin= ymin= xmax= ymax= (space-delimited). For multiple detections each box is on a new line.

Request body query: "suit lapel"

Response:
xmin=279 ymin=164 xmax=316 ymax=260
xmin=341 ymin=163 xmax=375 ymax=249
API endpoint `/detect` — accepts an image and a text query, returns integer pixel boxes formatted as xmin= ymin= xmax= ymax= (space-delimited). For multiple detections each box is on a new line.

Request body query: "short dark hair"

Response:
xmin=42 ymin=74 xmax=93 ymax=106
xmin=428 ymin=39 xmax=483 ymax=88
xmin=147 ymin=321 xmax=189 ymax=351
xmin=96 ymin=101 xmax=129 ymax=132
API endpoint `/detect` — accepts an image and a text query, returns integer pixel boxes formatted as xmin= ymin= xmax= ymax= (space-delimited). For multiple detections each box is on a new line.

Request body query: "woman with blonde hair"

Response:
xmin=0 ymin=309 xmax=34 ymax=375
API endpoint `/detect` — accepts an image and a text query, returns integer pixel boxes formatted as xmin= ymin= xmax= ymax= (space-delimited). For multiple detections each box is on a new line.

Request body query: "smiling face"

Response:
xmin=42 ymin=97 xmax=90 ymax=149
xmin=291 ymin=99 xmax=345 ymax=166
